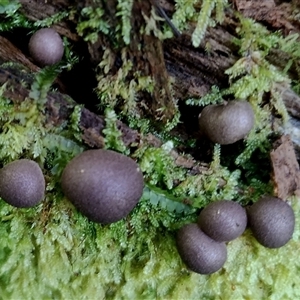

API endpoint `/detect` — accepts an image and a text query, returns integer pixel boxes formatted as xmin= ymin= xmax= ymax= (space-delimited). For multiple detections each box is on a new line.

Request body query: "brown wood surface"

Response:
xmin=8 ymin=0 xmax=300 ymax=116
xmin=2 ymin=0 xmax=300 ymax=195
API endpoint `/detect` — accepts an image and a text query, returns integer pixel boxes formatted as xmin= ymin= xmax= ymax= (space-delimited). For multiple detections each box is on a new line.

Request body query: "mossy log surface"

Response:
xmin=0 ymin=63 xmax=209 ymax=174
xmin=1 ymin=0 xmax=300 ymax=164
xmin=1 ymin=0 xmax=298 ymax=120
xmin=1 ymin=0 xmax=300 ymax=299
xmin=0 ymin=65 xmax=136 ymax=148
xmin=1 ymin=0 xmax=299 ymax=214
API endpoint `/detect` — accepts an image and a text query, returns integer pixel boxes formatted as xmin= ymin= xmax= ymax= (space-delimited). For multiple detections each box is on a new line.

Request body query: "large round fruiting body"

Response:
xmin=29 ymin=28 xmax=64 ymax=66
xmin=176 ymin=223 xmax=227 ymax=274
xmin=198 ymin=200 xmax=247 ymax=242
xmin=247 ymin=196 xmax=295 ymax=248
xmin=61 ymin=149 xmax=144 ymax=224
xmin=0 ymin=159 xmax=45 ymax=208
xmin=198 ymin=100 xmax=255 ymax=145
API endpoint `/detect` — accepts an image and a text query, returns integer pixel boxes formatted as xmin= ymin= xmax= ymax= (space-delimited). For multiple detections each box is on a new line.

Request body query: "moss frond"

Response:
xmin=103 ymin=108 xmax=128 ymax=154
xmin=116 ymin=0 xmax=133 ymax=45
xmin=29 ymin=65 xmax=61 ymax=106
xmin=0 ymin=1 xmax=32 ymax=31
xmin=33 ymin=10 xmax=70 ymax=28
xmin=96 ymin=48 xmax=154 ymax=120
xmin=69 ymin=105 xmax=83 ymax=142
xmin=173 ymin=0 xmax=227 ymax=47
xmin=143 ymin=185 xmax=196 ymax=214
xmin=173 ymin=0 xmax=199 ymax=30
xmin=136 ymin=144 xmax=186 ymax=190
xmin=77 ymin=6 xmax=110 ymax=43
xmin=186 ymin=85 xmax=224 ymax=106
xmin=192 ymin=0 xmax=216 ymax=47
xmin=0 ymin=1 xmax=70 ymax=32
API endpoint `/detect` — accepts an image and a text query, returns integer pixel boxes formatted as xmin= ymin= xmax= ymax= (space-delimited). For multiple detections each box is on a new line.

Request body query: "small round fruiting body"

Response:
xmin=0 ymin=159 xmax=45 ymax=208
xmin=176 ymin=223 xmax=227 ymax=274
xmin=29 ymin=28 xmax=64 ymax=66
xmin=61 ymin=149 xmax=144 ymax=224
xmin=198 ymin=100 xmax=255 ymax=145
xmin=198 ymin=200 xmax=247 ymax=242
xmin=247 ymin=196 xmax=295 ymax=248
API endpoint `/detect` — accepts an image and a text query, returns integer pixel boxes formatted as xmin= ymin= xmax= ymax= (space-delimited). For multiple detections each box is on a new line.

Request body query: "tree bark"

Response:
xmin=13 ymin=0 xmax=300 ymax=113
xmin=2 ymin=0 xmax=300 ymax=156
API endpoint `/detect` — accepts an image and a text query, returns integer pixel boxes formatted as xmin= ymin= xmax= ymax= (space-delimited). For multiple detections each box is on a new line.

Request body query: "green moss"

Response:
xmin=1 ymin=1 xmax=300 ymax=299
xmin=186 ymin=15 xmax=296 ymax=170
xmin=174 ymin=145 xmax=243 ymax=208
xmin=33 ymin=11 xmax=70 ymax=28
xmin=0 ymin=1 xmax=32 ymax=31
xmin=173 ymin=0 xmax=228 ymax=47
xmin=136 ymin=144 xmax=186 ymax=190
xmin=96 ymin=48 xmax=155 ymax=120
xmin=77 ymin=6 xmax=110 ymax=44
xmin=29 ymin=65 xmax=62 ymax=106
xmin=76 ymin=0 xmax=134 ymax=45
xmin=0 ymin=1 xmax=70 ymax=32
xmin=0 ymin=184 xmax=299 ymax=299
xmin=116 ymin=0 xmax=134 ymax=45
xmin=103 ymin=108 xmax=128 ymax=154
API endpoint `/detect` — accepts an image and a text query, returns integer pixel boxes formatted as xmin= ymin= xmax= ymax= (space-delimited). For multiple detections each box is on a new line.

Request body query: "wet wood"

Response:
xmin=5 ymin=0 xmax=300 ymax=111
xmin=0 ymin=64 xmax=207 ymax=174
xmin=271 ymin=135 xmax=300 ymax=199
xmin=1 ymin=0 xmax=300 ymax=170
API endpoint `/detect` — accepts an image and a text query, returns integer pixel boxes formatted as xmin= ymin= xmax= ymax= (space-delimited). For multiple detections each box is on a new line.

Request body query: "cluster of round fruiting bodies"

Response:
xmin=176 ymin=197 xmax=295 ymax=274
xmin=3 ymin=29 xmax=294 ymax=276
xmin=0 ymin=152 xmax=296 ymax=277
xmin=0 ymin=150 xmax=144 ymax=225
xmin=0 ymin=155 xmax=293 ymax=277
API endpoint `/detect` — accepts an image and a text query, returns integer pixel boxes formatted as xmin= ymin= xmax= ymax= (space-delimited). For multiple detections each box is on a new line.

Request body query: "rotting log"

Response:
xmin=13 ymin=0 xmax=300 ymax=116
xmin=0 ymin=64 xmax=205 ymax=174
xmin=2 ymin=0 xmax=300 ymax=186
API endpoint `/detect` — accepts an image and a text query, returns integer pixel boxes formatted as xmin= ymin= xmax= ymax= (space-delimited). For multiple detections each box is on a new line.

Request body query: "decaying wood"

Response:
xmin=164 ymin=26 xmax=239 ymax=99
xmin=0 ymin=36 xmax=39 ymax=72
xmin=0 ymin=65 xmax=137 ymax=147
xmin=7 ymin=0 xmax=300 ymax=119
xmin=2 ymin=0 xmax=300 ymax=174
xmin=233 ymin=0 xmax=298 ymax=34
xmin=279 ymin=85 xmax=300 ymax=119
xmin=271 ymin=135 xmax=300 ymax=199
xmin=0 ymin=65 xmax=205 ymax=174
xmin=19 ymin=0 xmax=79 ymax=41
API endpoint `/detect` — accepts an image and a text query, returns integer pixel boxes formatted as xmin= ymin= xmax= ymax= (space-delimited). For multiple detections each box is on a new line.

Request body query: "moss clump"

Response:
xmin=0 ymin=190 xmax=300 ymax=299
xmin=1 ymin=0 xmax=300 ymax=299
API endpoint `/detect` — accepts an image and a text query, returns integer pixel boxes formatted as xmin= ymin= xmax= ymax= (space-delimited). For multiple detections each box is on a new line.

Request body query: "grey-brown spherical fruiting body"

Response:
xmin=198 ymin=100 xmax=255 ymax=145
xmin=29 ymin=28 xmax=64 ymax=66
xmin=61 ymin=149 xmax=144 ymax=224
xmin=0 ymin=159 xmax=45 ymax=208
xmin=247 ymin=196 xmax=295 ymax=248
xmin=176 ymin=223 xmax=227 ymax=274
xmin=198 ymin=200 xmax=247 ymax=242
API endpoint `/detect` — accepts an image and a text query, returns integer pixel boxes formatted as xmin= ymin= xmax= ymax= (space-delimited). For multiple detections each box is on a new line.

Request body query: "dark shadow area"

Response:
xmin=3 ymin=28 xmax=100 ymax=113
